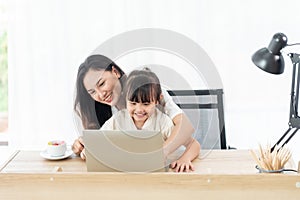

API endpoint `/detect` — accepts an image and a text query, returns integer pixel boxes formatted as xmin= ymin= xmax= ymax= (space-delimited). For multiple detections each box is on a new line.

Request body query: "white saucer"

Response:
xmin=40 ymin=149 xmax=73 ymax=160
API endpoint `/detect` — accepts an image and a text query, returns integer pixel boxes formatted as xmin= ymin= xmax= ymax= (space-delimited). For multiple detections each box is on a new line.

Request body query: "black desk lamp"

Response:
xmin=252 ymin=33 xmax=300 ymax=152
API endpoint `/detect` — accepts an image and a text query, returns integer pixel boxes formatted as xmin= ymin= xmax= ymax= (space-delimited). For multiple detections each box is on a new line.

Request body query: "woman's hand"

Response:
xmin=169 ymin=138 xmax=200 ymax=172
xmin=170 ymin=158 xmax=195 ymax=172
xmin=72 ymin=137 xmax=86 ymax=160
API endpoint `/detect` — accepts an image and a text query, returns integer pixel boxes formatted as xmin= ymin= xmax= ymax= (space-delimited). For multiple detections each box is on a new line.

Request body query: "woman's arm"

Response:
xmin=161 ymin=89 xmax=195 ymax=156
xmin=163 ymin=113 xmax=195 ymax=156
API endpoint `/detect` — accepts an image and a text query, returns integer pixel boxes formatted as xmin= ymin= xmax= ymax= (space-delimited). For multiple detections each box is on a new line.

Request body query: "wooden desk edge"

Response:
xmin=1 ymin=173 xmax=299 ymax=190
xmin=0 ymin=150 xmax=20 ymax=172
xmin=1 ymin=174 xmax=299 ymax=200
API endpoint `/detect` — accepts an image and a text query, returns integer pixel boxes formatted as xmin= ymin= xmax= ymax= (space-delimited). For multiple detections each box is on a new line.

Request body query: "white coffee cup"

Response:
xmin=47 ymin=140 xmax=67 ymax=157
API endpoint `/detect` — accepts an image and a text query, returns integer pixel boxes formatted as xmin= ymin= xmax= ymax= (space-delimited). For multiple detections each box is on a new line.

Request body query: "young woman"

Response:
xmin=99 ymin=69 xmax=200 ymax=172
xmin=72 ymin=55 xmax=195 ymax=161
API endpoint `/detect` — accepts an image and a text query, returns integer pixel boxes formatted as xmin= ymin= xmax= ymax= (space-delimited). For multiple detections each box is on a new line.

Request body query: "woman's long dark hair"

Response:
xmin=74 ymin=55 xmax=126 ymax=129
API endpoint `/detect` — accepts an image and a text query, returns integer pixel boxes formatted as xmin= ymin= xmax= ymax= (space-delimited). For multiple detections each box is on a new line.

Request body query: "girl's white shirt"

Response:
xmin=101 ymin=108 xmax=174 ymax=140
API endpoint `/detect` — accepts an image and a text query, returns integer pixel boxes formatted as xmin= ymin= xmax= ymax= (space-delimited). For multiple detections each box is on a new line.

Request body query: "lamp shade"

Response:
xmin=251 ymin=33 xmax=288 ymax=74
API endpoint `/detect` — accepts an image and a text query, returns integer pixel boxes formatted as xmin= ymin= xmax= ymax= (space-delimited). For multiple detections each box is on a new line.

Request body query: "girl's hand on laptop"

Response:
xmin=80 ymin=148 xmax=86 ymax=160
xmin=72 ymin=137 xmax=85 ymax=157
xmin=170 ymin=158 xmax=194 ymax=172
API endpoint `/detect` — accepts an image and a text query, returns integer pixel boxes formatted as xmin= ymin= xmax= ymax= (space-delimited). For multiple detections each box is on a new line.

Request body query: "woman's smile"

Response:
xmin=102 ymin=93 xmax=112 ymax=103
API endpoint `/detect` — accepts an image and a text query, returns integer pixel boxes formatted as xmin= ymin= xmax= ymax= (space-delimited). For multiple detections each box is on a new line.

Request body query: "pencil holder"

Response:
xmin=250 ymin=145 xmax=292 ymax=173
xmin=255 ymin=165 xmax=283 ymax=173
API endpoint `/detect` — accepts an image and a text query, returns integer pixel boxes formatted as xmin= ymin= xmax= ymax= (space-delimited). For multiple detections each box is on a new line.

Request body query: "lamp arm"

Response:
xmin=288 ymin=53 xmax=300 ymax=127
xmin=270 ymin=53 xmax=300 ymax=152
xmin=287 ymin=43 xmax=300 ymax=47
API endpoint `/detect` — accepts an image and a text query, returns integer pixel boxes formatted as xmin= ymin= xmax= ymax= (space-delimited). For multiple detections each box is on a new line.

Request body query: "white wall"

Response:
xmin=7 ymin=0 xmax=300 ymax=161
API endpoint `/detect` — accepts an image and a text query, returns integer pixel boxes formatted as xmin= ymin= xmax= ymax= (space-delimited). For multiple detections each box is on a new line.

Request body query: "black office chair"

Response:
xmin=167 ymin=89 xmax=228 ymax=150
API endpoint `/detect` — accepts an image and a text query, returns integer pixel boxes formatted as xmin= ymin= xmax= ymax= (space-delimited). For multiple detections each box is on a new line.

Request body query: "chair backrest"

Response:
xmin=167 ymin=89 xmax=227 ymax=149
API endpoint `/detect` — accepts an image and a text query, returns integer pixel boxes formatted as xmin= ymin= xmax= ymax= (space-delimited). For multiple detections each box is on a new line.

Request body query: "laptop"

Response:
xmin=82 ymin=130 xmax=168 ymax=172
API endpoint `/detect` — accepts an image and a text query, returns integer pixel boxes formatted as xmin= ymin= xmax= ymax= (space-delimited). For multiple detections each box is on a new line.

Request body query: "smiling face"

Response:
xmin=125 ymin=69 xmax=163 ymax=129
xmin=83 ymin=67 xmax=122 ymax=106
xmin=126 ymin=100 xmax=157 ymax=129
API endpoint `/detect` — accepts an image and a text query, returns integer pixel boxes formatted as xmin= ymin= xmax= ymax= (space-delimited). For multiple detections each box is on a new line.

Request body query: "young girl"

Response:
xmin=101 ymin=68 xmax=200 ymax=172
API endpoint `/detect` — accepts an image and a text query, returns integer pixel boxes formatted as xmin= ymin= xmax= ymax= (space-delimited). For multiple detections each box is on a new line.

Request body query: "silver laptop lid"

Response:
xmin=83 ymin=130 xmax=167 ymax=172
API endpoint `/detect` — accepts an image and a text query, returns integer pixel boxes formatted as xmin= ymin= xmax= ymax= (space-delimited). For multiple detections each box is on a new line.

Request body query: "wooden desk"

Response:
xmin=0 ymin=150 xmax=299 ymax=200
xmin=1 ymin=149 xmax=259 ymax=174
xmin=0 ymin=150 xmax=87 ymax=173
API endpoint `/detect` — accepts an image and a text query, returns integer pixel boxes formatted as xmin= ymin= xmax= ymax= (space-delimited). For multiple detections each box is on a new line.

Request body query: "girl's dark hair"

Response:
xmin=74 ymin=54 xmax=126 ymax=129
xmin=125 ymin=68 xmax=163 ymax=108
